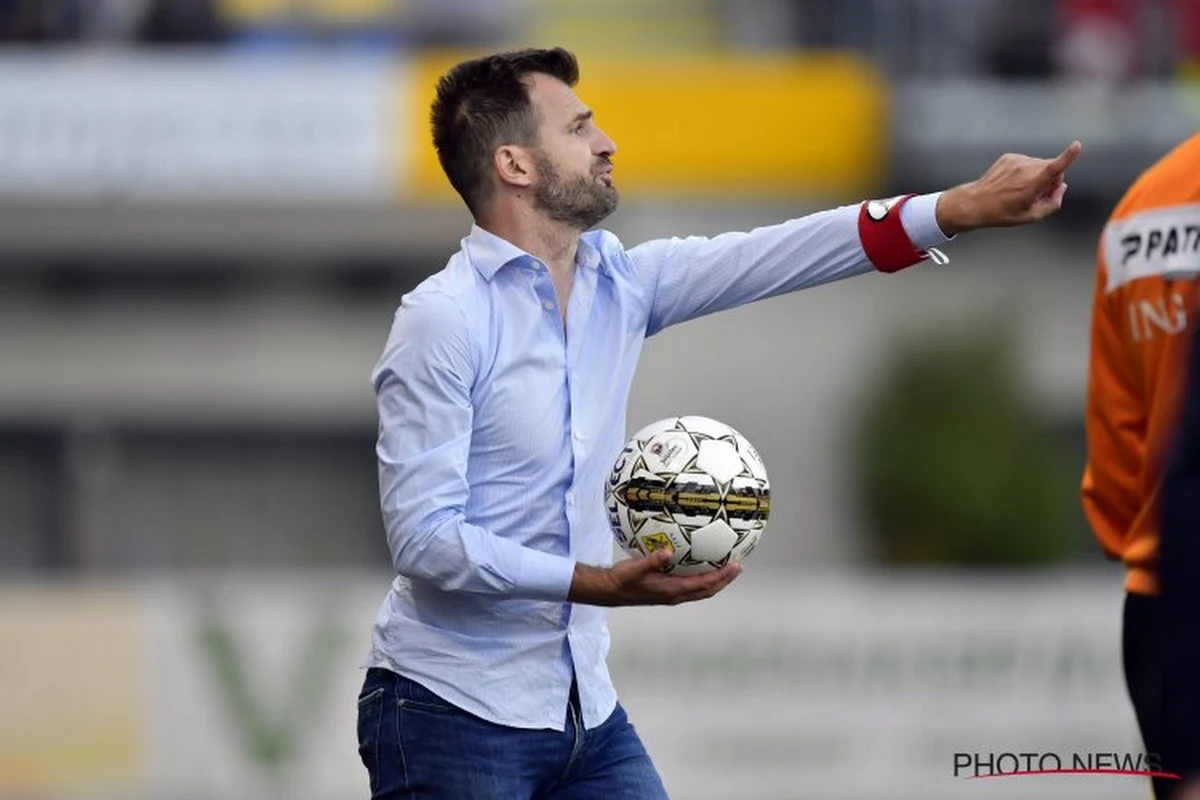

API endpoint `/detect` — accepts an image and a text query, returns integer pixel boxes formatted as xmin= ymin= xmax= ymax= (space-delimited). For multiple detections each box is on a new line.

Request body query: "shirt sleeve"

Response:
xmin=626 ymin=192 xmax=951 ymax=336
xmin=899 ymin=192 xmax=952 ymax=249
xmin=1080 ymin=256 xmax=1145 ymax=560
xmin=372 ymin=291 xmax=576 ymax=600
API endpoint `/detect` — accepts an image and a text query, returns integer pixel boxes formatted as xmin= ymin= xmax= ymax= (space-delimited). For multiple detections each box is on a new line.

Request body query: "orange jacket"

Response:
xmin=1082 ymin=133 xmax=1200 ymax=595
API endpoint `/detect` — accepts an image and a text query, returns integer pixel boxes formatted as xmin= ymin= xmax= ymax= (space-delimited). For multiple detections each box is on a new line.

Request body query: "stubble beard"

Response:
xmin=533 ymin=152 xmax=619 ymax=231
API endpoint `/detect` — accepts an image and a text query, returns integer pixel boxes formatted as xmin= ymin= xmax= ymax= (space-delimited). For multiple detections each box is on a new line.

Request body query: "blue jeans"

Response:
xmin=356 ymin=667 xmax=669 ymax=799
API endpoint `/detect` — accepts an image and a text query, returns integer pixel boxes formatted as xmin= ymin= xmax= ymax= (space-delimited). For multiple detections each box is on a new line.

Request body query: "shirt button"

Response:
xmin=566 ymin=491 xmax=575 ymax=505
xmin=573 ymin=430 xmax=583 ymax=441
xmin=543 ymin=300 xmax=554 ymax=311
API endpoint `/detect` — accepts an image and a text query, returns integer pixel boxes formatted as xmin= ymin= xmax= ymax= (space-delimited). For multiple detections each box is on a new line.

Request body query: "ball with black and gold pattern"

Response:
xmin=605 ymin=415 xmax=770 ymax=575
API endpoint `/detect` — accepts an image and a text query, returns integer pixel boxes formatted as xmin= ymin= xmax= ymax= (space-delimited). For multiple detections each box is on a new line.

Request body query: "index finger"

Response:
xmin=1045 ymin=140 xmax=1083 ymax=176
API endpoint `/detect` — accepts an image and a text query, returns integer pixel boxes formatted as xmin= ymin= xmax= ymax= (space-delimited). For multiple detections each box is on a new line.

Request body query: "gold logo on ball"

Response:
xmin=639 ymin=532 xmax=674 ymax=554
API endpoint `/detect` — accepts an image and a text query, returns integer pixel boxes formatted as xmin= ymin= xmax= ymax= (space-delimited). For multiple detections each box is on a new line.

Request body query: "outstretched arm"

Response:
xmin=629 ymin=141 xmax=1082 ymax=336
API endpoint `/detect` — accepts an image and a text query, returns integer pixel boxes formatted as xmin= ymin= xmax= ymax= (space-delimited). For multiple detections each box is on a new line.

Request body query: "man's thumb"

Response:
xmin=639 ymin=548 xmax=672 ymax=573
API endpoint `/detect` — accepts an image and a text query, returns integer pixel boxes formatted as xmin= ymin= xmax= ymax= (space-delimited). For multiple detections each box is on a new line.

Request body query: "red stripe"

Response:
xmin=857 ymin=193 xmax=926 ymax=273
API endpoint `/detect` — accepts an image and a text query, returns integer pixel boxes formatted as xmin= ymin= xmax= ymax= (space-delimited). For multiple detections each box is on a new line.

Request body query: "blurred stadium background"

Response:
xmin=2 ymin=0 xmax=1195 ymax=798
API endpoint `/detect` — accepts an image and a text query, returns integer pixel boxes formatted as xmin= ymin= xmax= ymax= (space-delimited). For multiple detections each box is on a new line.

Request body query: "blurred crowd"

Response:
xmin=1 ymin=0 xmax=1200 ymax=80
xmin=985 ymin=0 xmax=1200 ymax=79
xmin=0 ymin=0 xmax=524 ymax=48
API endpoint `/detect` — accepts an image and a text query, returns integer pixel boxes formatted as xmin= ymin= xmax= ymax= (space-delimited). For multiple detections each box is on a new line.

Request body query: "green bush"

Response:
xmin=852 ymin=323 xmax=1079 ymax=567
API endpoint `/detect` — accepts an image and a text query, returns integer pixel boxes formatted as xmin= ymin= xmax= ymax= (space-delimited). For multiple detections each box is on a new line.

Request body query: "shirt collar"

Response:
xmin=464 ymin=224 xmax=529 ymax=281
xmin=577 ymin=234 xmax=603 ymax=273
xmin=464 ymin=224 xmax=604 ymax=281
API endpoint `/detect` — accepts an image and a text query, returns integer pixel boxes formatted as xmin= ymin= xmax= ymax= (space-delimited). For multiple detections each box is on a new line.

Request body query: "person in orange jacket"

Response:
xmin=1162 ymin=322 xmax=1200 ymax=797
xmin=1082 ymin=132 xmax=1200 ymax=800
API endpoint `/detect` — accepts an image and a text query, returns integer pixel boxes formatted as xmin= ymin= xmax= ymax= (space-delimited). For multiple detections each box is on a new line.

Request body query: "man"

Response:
xmin=359 ymin=47 xmax=1080 ymax=799
xmin=1081 ymin=132 xmax=1200 ymax=800
xmin=1162 ymin=323 xmax=1200 ymax=797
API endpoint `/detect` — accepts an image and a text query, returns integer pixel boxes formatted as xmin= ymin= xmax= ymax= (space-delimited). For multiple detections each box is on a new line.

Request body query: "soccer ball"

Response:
xmin=605 ymin=416 xmax=770 ymax=575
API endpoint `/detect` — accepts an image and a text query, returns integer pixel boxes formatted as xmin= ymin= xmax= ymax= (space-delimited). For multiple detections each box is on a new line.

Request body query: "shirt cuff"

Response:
xmin=900 ymin=192 xmax=953 ymax=250
xmin=517 ymin=548 xmax=578 ymax=602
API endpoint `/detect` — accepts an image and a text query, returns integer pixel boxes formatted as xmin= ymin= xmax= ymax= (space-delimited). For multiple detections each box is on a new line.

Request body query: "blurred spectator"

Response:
xmin=0 ymin=0 xmax=85 ymax=42
xmin=89 ymin=0 xmax=154 ymax=43
xmin=136 ymin=0 xmax=229 ymax=45
xmin=0 ymin=0 xmax=1194 ymax=77
xmin=397 ymin=0 xmax=524 ymax=47
xmin=1175 ymin=0 xmax=1200 ymax=74
xmin=1055 ymin=0 xmax=1139 ymax=80
xmin=220 ymin=0 xmax=522 ymax=51
xmin=981 ymin=0 xmax=1057 ymax=78
xmin=793 ymin=0 xmax=876 ymax=52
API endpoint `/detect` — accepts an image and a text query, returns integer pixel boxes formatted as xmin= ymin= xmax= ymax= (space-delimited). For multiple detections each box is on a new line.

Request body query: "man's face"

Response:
xmin=525 ymin=73 xmax=618 ymax=229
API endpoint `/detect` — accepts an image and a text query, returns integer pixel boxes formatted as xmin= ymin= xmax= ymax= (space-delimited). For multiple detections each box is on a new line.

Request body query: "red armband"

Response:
xmin=858 ymin=194 xmax=926 ymax=274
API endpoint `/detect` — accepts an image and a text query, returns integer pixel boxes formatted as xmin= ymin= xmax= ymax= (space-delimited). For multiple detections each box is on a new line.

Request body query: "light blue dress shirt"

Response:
xmin=365 ymin=194 xmax=950 ymax=730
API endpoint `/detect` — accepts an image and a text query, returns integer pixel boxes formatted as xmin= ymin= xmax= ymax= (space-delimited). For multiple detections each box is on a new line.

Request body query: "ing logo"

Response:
xmin=1128 ymin=292 xmax=1190 ymax=342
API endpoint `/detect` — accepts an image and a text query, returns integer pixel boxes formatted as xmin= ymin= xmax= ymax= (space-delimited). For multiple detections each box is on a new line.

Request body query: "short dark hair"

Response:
xmin=430 ymin=48 xmax=580 ymax=216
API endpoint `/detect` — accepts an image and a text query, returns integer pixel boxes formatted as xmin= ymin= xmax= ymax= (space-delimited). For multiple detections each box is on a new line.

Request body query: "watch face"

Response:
xmin=867 ymin=197 xmax=900 ymax=221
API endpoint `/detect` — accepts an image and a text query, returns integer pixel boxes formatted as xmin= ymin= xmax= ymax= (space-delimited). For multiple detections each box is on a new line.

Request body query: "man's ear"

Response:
xmin=494 ymin=145 xmax=535 ymax=189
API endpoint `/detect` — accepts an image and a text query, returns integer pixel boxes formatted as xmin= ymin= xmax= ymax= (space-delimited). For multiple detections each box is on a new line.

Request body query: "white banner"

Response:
xmin=0 ymin=54 xmax=400 ymax=203
xmin=0 ymin=571 xmax=1145 ymax=800
xmin=608 ymin=572 xmax=1140 ymax=800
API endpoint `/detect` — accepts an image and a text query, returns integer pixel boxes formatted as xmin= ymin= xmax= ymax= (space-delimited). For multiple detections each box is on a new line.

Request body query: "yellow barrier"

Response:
xmin=404 ymin=52 xmax=888 ymax=204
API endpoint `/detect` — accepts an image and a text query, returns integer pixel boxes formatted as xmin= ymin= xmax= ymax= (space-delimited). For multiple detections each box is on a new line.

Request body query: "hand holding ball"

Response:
xmin=605 ymin=416 xmax=770 ymax=575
